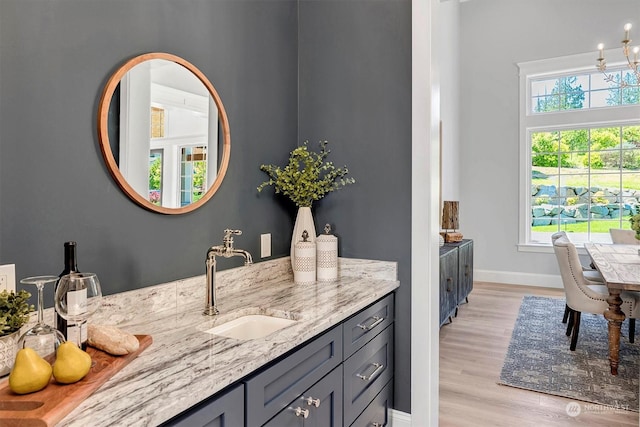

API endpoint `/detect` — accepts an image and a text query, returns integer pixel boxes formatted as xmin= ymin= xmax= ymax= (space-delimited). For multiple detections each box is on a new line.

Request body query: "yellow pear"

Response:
xmin=9 ymin=348 xmax=53 ymax=394
xmin=52 ymin=341 xmax=92 ymax=384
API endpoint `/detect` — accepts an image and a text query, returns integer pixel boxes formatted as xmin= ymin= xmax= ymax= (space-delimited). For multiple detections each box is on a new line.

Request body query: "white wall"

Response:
xmin=439 ymin=0 xmax=460 ymax=203
xmin=459 ymin=0 xmax=640 ymax=285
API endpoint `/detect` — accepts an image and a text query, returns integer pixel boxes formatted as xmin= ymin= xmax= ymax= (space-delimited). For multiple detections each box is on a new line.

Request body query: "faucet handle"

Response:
xmin=223 ymin=229 xmax=242 ymax=247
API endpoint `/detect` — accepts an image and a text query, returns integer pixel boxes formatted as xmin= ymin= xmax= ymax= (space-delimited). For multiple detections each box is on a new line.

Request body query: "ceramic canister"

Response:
xmin=316 ymin=224 xmax=338 ymax=282
xmin=294 ymin=230 xmax=316 ymax=285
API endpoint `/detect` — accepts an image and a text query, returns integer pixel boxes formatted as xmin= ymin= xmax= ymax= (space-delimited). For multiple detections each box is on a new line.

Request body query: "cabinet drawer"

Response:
xmin=343 ymin=325 xmax=394 ymax=426
xmin=350 ymin=380 xmax=393 ymax=427
xmin=162 ymin=383 xmax=244 ymax=427
xmin=245 ymin=326 xmax=342 ymax=427
xmin=343 ymin=293 xmax=394 ymax=359
xmin=263 ymin=366 xmax=343 ymax=427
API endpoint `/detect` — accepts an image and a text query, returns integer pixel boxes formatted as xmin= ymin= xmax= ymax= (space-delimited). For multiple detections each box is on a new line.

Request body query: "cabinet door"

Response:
xmin=343 ymin=325 xmax=394 ymax=426
xmin=343 ymin=293 xmax=394 ymax=359
xmin=162 ymin=383 xmax=244 ymax=427
xmin=457 ymin=240 xmax=473 ymax=305
xmin=263 ymin=367 xmax=343 ymax=427
xmin=245 ymin=326 xmax=342 ymax=427
xmin=350 ymin=380 xmax=393 ymax=427
xmin=304 ymin=366 xmax=343 ymax=427
xmin=439 ymin=247 xmax=458 ymax=326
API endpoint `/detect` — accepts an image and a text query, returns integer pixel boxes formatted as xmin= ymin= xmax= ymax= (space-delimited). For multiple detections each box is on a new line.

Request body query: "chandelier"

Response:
xmin=596 ymin=23 xmax=640 ymax=87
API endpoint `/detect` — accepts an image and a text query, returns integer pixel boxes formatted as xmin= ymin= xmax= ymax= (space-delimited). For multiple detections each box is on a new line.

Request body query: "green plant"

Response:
xmin=565 ymin=196 xmax=578 ymax=205
xmin=257 ymin=140 xmax=355 ymax=208
xmin=630 ymin=206 xmax=640 ymax=240
xmin=0 ymin=290 xmax=33 ymax=336
xmin=591 ymin=191 xmax=608 ymax=205
xmin=534 ymin=195 xmax=550 ymax=205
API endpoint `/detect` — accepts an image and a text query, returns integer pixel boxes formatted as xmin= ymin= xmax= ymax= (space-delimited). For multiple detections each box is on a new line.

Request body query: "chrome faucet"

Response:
xmin=205 ymin=229 xmax=253 ymax=315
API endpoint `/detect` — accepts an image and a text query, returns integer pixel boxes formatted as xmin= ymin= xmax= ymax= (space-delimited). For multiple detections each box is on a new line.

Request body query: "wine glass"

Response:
xmin=54 ymin=273 xmax=102 ymax=348
xmin=17 ymin=275 xmax=66 ymax=361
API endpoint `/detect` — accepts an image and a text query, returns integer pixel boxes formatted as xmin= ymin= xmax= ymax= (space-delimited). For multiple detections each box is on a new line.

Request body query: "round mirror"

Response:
xmin=97 ymin=52 xmax=230 ymax=214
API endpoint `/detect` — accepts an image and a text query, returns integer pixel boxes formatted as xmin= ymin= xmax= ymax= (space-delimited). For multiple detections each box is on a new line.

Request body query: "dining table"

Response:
xmin=584 ymin=243 xmax=640 ymax=375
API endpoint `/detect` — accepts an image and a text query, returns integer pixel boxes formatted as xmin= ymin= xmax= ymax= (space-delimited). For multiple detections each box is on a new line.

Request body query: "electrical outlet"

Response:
xmin=261 ymin=233 xmax=272 ymax=258
xmin=0 ymin=264 xmax=16 ymax=292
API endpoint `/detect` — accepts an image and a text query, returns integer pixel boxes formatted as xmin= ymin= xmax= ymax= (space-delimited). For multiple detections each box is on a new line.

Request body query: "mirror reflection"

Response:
xmin=98 ymin=53 xmax=230 ymax=214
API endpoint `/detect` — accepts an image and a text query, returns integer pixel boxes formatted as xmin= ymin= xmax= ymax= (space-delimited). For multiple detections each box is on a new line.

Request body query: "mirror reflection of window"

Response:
xmin=180 ymin=146 xmax=207 ymax=206
xmin=149 ymin=150 xmax=163 ymax=205
xmin=150 ymin=107 xmax=165 ymax=138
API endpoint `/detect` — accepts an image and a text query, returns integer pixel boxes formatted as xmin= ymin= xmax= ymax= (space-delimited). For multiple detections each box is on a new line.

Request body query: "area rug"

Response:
xmin=498 ymin=296 xmax=639 ymax=412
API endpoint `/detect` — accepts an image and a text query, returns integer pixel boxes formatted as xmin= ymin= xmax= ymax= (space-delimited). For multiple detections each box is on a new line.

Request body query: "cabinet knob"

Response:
xmin=304 ymin=396 xmax=321 ymax=407
xmin=293 ymin=407 xmax=309 ymax=418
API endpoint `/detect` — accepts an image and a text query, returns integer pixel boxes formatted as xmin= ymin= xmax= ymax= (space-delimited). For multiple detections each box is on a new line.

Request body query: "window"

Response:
xmin=149 ymin=150 xmax=163 ymax=206
xmin=180 ymin=146 xmax=207 ymax=206
xmin=519 ymin=52 xmax=640 ymax=250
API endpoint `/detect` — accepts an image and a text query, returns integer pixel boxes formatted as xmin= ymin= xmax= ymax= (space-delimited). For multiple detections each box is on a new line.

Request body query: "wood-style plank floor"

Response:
xmin=439 ymin=282 xmax=639 ymax=427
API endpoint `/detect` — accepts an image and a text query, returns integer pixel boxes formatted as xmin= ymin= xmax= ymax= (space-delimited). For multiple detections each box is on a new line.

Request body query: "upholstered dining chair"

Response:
xmin=551 ymin=232 xmax=604 ymax=324
xmin=552 ymin=235 xmax=638 ymax=350
xmin=609 ymin=228 xmax=640 ymax=245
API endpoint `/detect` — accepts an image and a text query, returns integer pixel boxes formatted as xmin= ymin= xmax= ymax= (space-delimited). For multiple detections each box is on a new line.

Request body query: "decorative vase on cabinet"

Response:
xmin=0 ymin=331 xmax=20 ymax=376
xmin=290 ymin=206 xmax=316 ymax=269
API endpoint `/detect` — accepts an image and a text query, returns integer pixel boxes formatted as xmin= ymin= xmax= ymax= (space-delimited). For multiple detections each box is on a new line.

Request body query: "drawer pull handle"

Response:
xmin=304 ymin=396 xmax=321 ymax=407
xmin=357 ymin=316 xmax=384 ymax=331
xmin=293 ymin=407 xmax=309 ymax=418
xmin=357 ymin=362 xmax=384 ymax=381
xmin=372 ymin=423 xmax=383 ymax=427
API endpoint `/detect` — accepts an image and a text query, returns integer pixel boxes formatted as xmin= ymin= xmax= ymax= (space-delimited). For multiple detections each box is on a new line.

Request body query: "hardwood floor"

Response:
xmin=439 ymin=282 xmax=639 ymax=427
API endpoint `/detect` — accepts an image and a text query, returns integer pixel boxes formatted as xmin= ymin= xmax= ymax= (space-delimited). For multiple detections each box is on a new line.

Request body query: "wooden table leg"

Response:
xmin=604 ymin=289 xmax=625 ymax=375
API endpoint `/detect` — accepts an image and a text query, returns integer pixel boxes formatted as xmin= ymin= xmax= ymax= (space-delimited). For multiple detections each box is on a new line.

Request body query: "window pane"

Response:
xmin=591 ymin=72 xmax=610 ymax=90
xmin=148 ymin=150 xmax=163 ymax=206
xmin=531 ymin=78 xmax=558 ymax=96
xmin=621 ymin=83 xmax=640 ymax=105
xmin=591 ymin=89 xmax=617 ymax=107
xmin=532 ymin=95 xmax=558 ymax=112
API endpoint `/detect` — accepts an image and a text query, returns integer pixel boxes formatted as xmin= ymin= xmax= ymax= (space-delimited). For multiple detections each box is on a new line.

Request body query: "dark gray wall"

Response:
xmin=0 ymin=0 xmax=412 ymax=415
xmin=298 ymin=0 xmax=412 ymax=413
xmin=0 ymin=0 xmax=298 ymax=295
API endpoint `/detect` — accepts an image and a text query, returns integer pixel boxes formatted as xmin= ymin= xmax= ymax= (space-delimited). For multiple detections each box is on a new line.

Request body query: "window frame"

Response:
xmin=518 ymin=51 xmax=640 ymax=252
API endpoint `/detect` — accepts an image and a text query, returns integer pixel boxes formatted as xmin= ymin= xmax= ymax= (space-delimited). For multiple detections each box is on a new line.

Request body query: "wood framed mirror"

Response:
xmin=97 ymin=52 xmax=231 ymax=214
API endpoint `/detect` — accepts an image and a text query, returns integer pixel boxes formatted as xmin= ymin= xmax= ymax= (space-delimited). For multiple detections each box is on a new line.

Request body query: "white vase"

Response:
xmin=0 ymin=330 xmax=20 ymax=377
xmin=291 ymin=206 xmax=316 ymax=269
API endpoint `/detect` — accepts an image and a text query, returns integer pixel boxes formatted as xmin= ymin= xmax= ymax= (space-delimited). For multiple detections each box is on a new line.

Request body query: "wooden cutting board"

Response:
xmin=0 ymin=334 xmax=152 ymax=427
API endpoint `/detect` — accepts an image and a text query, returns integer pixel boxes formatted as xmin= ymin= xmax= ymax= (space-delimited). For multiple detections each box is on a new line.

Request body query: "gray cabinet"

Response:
xmin=350 ymin=380 xmax=393 ymax=427
xmin=162 ymin=383 xmax=244 ymax=427
xmin=166 ymin=293 xmax=395 ymax=427
xmin=263 ymin=366 xmax=343 ymax=427
xmin=439 ymin=246 xmax=458 ymax=326
xmin=456 ymin=240 xmax=473 ymax=306
xmin=245 ymin=326 xmax=342 ymax=427
xmin=439 ymin=239 xmax=474 ymax=327
xmin=343 ymin=294 xmax=394 ymax=359
xmin=343 ymin=325 xmax=393 ymax=426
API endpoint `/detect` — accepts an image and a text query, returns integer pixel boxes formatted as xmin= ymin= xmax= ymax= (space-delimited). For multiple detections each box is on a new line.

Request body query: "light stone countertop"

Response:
xmin=49 ymin=257 xmax=399 ymax=426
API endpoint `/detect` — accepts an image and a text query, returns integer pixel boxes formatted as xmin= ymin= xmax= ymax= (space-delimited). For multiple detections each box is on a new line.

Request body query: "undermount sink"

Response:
xmin=204 ymin=315 xmax=297 ymax=340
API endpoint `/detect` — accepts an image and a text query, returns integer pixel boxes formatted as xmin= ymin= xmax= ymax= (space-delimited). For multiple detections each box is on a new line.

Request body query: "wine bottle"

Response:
xmin=56 ymin=241 xmax=82 ymax=347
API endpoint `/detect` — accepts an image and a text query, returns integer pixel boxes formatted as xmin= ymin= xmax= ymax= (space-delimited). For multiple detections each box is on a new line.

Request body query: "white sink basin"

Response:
xmin=204 ymin=315 xmax=297 ymax=340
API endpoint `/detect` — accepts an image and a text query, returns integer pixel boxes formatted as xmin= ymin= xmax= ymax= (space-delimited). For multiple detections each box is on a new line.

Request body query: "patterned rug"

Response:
xmin=499 ymin=296 xmax=639 ymax=412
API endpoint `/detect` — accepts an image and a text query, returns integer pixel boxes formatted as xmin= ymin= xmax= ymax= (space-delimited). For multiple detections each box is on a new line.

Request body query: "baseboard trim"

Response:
xmin=390 ymin=409 xmax=411 ymax=427
xmin=474 ymin=269 xmax=563 ymax=289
